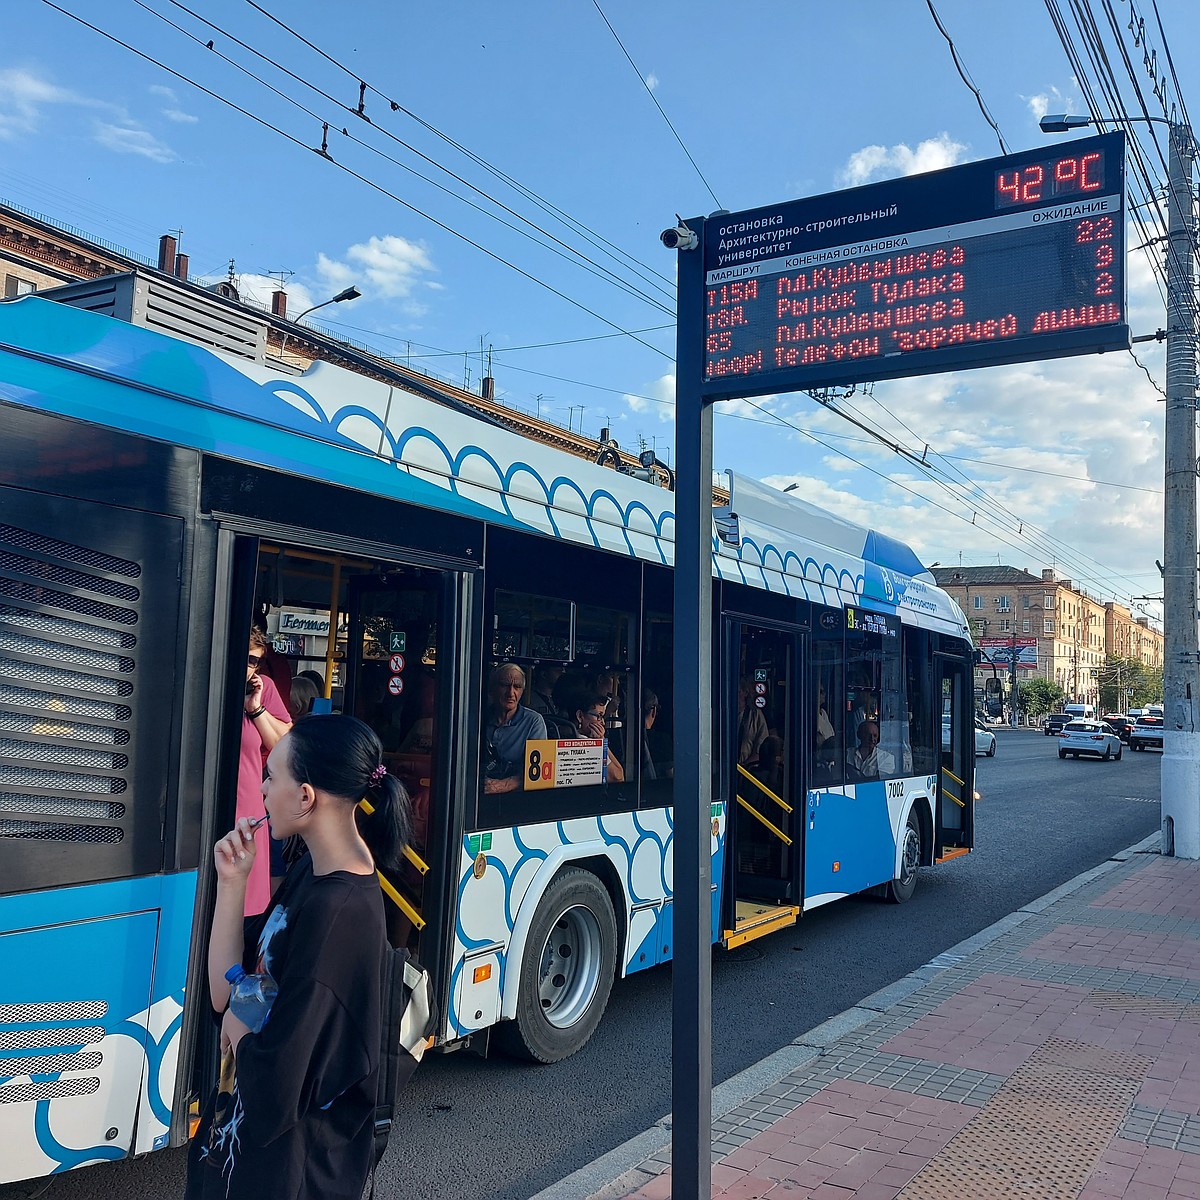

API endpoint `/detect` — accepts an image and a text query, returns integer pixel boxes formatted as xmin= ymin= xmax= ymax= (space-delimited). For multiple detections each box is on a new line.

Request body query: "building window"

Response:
xmin=1043 ymin=594 xmax=1052 ymax=609
xmin=1022 ymin=595 xmax=1030 ymax=608
xmin=3 ymin=275 xmax=36 ymax=298
xmin=1023 ymin=618 xmax=1031 ymax=633
xmin=999 ymin=619 xmax=1010 ymax=633
xmin=973 ymin=596 xmax=983 ymax=610
xmin=997 ymin=596 xmax=1010 ymax=612
xmin=1044 ymin=618 xmax=1054 ymax=634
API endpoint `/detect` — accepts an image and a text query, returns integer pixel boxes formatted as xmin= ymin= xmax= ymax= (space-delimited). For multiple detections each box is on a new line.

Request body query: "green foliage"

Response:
xmin=1017 ymin=677 xmax=1065 ymax=717
xmin=1097 ymin=656 xmax=1163 ymax=711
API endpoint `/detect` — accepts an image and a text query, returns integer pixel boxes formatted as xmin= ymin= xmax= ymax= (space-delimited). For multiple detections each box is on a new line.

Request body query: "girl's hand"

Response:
xmin=220 ymin=1007 xmax=252 ymax=1057
xmin=213 ymin=818 xmax=260 ymax=885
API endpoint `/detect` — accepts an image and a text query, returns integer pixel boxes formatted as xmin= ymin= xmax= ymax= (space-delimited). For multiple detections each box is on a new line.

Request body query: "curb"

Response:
xmin=529 ymin=829 xmax=1163 ymax=1200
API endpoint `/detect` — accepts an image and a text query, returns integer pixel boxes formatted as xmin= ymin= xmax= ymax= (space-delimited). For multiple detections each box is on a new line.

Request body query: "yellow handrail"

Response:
xmin=358 ymin=797 xmax=427 ymax=927
xmin=736 ymin=763 xmax=792 ymax=813
xmin=735 ymin=795 xmax=793 ymax=846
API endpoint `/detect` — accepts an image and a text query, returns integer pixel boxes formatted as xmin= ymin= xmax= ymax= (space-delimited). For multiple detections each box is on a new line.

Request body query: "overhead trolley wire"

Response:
xmin=38 ymin=0 xmax=675 ymax=362
xmin=589 ymin=0 xmax=722 ymax=210
xmin=236 ymin=0 xmax=677 ymax=301
xmin=131 ymin=0 xmax=677 ymax=317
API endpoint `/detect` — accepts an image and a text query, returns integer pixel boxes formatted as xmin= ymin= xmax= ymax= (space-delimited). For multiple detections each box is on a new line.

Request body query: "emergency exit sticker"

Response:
xmin=388 ymin=631 xmax=407 ymax=652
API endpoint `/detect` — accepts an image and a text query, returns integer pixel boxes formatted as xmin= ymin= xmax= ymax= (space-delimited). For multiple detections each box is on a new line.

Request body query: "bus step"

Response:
xmin=723 ymin=900 xmax=800 ymax=949
xmin=935 ymin=846 xmax=971 ymax=863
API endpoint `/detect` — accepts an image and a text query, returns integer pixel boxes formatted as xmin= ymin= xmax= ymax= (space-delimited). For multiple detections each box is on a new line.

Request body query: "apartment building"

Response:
xmin=931 ymin=565 xmax=1161 ymax=707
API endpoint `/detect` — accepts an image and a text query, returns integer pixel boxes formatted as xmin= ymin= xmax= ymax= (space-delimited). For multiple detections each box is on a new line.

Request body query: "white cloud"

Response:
xmin=838 ymin=133 xmax=967 ymax=187
xmin=317 ymin=234 xmax=436 ymax=314
xmin=0 ymin=66 xmax=82 ymax=139
xmin=93 ymin=122 xmax=175 ymax=163
xmin=163 ymin=108 xmax=199 ymax=124
xmin=644 ymin=72 xmax=659 ymax=91
xmin=234 ymin=274 xmax=319 ymax=319
xmin=150 ymin=82 xmax=198 ymax=124
xmin=1022 ymin=83 xmax=1079 ymax=122
xmin=624 ymin=372 xmax=674 ymax=420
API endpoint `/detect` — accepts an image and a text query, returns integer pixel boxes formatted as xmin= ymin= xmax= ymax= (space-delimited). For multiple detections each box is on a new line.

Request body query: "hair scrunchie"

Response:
xmin=369 ymin=762 xmax=388 ymax=785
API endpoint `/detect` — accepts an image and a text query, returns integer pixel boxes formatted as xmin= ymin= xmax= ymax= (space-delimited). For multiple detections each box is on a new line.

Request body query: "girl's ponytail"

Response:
xmin=358 ymin=771 xmax=410 ymax=874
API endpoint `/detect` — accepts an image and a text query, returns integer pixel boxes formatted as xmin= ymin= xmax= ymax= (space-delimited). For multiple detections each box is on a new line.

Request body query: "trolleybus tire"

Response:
xmin=886 ymin=811 xmax=921 ymax=904
xmin=497 ymin=867 xmax=617 ymax=1063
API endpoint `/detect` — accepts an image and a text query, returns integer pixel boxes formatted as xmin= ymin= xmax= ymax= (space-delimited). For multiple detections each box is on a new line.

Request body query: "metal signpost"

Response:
xmin=667 ymin=132 xmax=1131 ymax=1198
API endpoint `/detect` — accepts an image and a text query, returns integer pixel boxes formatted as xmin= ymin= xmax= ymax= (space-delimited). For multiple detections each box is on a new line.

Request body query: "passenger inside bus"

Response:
xmin=527 ymin=662 xmax=565 ymax=718
xmin=736 ymin=677 xmax=769 ymax=765
xmin=640 ymin=688 xmax=672 ymax=779
xmin=846 ymin=719 xmax=895 ymax=780
xmin=561 ymin=684 xmax=625 ymax=783
xmin=483 ymin=662 xmax=547 ymax=793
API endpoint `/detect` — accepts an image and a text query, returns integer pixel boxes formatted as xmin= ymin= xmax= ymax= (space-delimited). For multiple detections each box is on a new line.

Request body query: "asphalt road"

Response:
xmin=6 ymin=729 xmax=1161 ymax=1200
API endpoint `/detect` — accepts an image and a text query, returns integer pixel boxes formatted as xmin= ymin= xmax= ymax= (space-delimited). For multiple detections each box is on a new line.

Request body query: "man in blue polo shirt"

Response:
xmin=483 ymin=662 xmax=547 ymax=794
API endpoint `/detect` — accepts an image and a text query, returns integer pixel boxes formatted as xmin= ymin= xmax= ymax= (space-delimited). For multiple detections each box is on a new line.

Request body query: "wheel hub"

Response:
xmin=536 ymin=904 xmax=602 ymax=1029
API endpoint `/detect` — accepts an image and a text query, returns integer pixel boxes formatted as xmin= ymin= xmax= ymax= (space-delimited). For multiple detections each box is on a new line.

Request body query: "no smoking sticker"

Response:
xmin=388 ymin=675 xmax=405 ymax=696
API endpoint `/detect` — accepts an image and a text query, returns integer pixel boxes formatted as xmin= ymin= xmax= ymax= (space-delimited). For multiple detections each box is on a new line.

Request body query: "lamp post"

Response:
xmin=278 ymin=286 xmax=362 ymax=363
xmin=1042 ymin=113 xmax=1199 ymax=854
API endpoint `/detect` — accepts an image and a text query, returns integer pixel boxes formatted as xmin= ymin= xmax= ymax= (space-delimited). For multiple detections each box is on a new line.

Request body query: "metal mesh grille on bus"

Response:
xmin=0 ymin=1077 xmax=101 ymax=1105
xmin=0 ymin=739 xmax=128 ymax=771
xmin=0 ymin=550 xmax=140 ymax=602
xmin=0 ymin=1026 xmax=105 ymax=1051
xmin=0 ymin=629 xmax=135 ymax=674
xmin=0 ymin=658 xmax=132 ymax=697
xmin=0 ymin=605 xmax=137 ymax=650
xmin=0 ymin=522 xmax=139 ymax=846
xmin=0 ymin=524 xmax=141 ymax=578
xmin=0 ymin=792 xmax=126 ymax=820
xmin=0 ymin=820 xmax=123 ymax=842
xmin=0 ymin=685 xmax=131 ymax=723
xmin=0 ymin=1051 xmax=102 ymax=1077
xmin=0 ymin=712 xmax=129 ymax=745
xmin=0 ymin=1000 xmax=108 ymax=1022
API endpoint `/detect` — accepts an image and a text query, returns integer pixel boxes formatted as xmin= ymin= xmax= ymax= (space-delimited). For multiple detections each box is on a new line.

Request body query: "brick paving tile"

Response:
xmin=805 ymin=1184 xmax=857 ymax=1199
xmin=626 ymin=1173 xmax=673 ymax=1200
xmin=722 ymin=1146 xmax=771 ymax=1172
xmin=872 ymin=1162 xmax=923 ymax=1188
xmin=712 ymin=1163 xmax=748 ymax=1190
xmin=1125 ymin=1182 xmax=1176 ymax=1199
xmin=714 ymin=1175 xmax=775 ymax=1199
xmin=862 ymin=1134 xmax=909 ymax=1155
xmin=825 ymin=1124 xmax=878 ymax=1152
xmin=806 ymin=1144 xmax=857 ymax=1170
xmin=764 ymin=1159 xmax=833 ymax=1188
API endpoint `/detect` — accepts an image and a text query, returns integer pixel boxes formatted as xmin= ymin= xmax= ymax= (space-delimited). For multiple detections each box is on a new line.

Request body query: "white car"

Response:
xmin=974 ymin=720 xmax=996 ymax=757
xmin=1058 ymin=720 xmax=1123 ymax=761
xmin=941 ymin=718 xmax=997 ymax=757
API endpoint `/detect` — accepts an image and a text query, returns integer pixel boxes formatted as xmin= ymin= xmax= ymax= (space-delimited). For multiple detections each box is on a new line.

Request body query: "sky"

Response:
xmin=4 ymin=0 xmax=1197 ymax=624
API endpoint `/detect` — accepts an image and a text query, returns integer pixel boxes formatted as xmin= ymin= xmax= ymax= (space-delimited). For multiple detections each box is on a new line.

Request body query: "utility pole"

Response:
xmin=1161 ymin=120 xmax=1200 ymax=857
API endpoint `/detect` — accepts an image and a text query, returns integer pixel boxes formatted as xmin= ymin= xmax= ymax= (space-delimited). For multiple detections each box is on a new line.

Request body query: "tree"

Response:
xmin=1018 ymin=677 xmax=1065 ymax=718
xmin=1097 ymin=655 xmax=1164 ymax=711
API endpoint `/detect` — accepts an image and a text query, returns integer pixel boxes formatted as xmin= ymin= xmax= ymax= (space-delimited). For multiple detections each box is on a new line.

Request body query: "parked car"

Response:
xmin=1129 ymin=713 xmax=1165 ymax=752
xmin=1058 ymin=720 xmax=1123 ymax=761
xmin=975 ymin=718 xmax=997 ymax=757
xmin=1101 ymin=714 xmax=1134 ymax=742
xmin=1043 ymin=713 xmax=1071 ymax=736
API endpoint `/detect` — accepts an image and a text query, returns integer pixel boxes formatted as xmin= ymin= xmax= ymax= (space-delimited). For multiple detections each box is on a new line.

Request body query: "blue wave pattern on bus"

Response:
xmin=447 ymin=805 xmax=721 ymax=1040
xmin=0 ymin=872 xmax=196 ymax=1181
xmin=0 ymin=301 xmax=967 ymax=636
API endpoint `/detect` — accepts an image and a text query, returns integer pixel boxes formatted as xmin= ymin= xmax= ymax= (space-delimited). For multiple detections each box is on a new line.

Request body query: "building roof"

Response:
xmin=931 ymin=566 xmax=1043 ymax=587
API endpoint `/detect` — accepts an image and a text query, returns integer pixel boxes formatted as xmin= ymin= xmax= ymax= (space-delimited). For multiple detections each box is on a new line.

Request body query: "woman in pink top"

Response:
xmin=239 ymin=628 xmax=292 ymax=914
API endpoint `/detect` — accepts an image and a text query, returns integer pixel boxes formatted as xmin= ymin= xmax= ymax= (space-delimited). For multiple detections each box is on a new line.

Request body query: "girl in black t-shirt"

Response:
xmin=187 ymin=716 xmax=410 ymax=1200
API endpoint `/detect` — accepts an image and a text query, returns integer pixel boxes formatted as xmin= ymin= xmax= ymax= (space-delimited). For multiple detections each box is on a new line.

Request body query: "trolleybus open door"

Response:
xmin=936 ymin=653 xmax=974 ymax=858
xmin=723 ymin=618 xmax=801 ymax=948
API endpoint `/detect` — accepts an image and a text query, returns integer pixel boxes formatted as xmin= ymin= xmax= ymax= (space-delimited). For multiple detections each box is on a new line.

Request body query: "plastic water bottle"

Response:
xmin=224 ymin=964 xmax=278 ymax=1033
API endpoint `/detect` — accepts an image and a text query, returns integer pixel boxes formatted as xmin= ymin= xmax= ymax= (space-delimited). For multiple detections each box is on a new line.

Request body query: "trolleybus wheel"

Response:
xmin=498 ymin=867 xmax=617 ymax=1063
xmin=887 ymin=811 xmax=921 ymax=904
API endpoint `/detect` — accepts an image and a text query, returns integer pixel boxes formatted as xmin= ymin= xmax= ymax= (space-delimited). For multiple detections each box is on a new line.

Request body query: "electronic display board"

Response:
xmin=698 ymin=132 xmax=1128 ymax=400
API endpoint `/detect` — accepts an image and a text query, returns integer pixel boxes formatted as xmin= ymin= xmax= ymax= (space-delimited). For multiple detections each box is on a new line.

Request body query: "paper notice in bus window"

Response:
xmin=524 ymin=738 xmax=607 ymax=789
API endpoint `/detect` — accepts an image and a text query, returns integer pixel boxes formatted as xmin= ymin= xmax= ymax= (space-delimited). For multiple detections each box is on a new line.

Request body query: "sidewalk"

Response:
xmin=537 ymin=831 xmax=1200 ymax=1200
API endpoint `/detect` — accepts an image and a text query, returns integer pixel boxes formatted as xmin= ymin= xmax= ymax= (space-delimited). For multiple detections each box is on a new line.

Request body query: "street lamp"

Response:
xmin=293 ymin=285 xmax=362 ymax=324
xmin=278 ymin=286 xmax=362 ymax=364
xmin=1044 ymin=111 xmax=1199 ymax=853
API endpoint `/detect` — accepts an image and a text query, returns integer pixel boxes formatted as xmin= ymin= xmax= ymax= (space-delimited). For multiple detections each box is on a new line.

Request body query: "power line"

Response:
xmin=589 ymin=0 xmax=722 ymax=209
xmin=38 ymin=0 xmax=674 ymax=362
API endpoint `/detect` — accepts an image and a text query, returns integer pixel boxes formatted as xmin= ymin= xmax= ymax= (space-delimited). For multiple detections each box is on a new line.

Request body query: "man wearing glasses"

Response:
xmin=238 ymin=627 xmax=292 ymax=914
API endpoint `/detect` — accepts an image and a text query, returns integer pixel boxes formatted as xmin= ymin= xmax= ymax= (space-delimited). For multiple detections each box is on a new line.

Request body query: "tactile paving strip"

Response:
xmin=898 ymin=1037 xmax=1152 ymax=1199
xmin=1088 ymin=989 xmax=1200 ymax=1019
